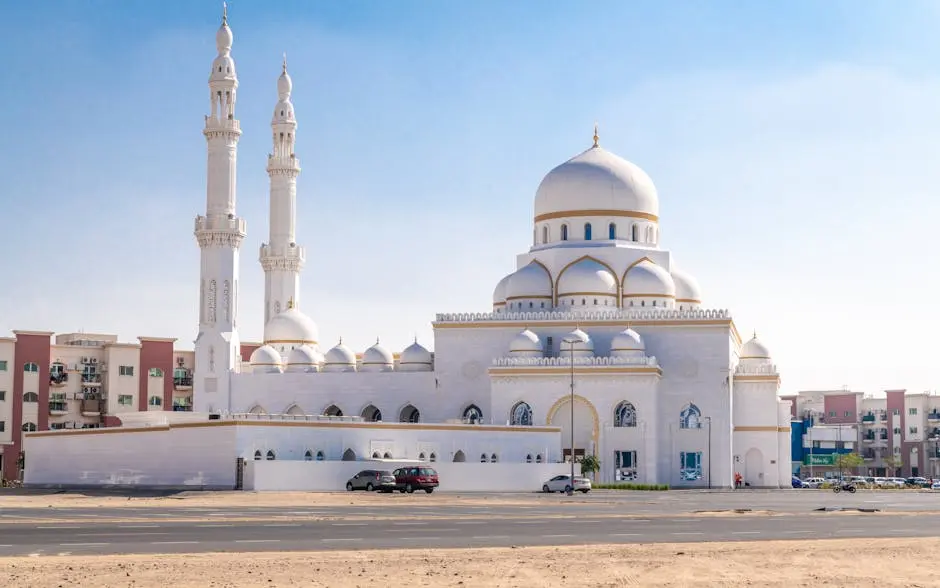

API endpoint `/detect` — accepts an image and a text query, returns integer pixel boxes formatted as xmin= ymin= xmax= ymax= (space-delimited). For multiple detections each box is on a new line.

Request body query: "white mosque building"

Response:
xmin=186 ymin=10 xmax=791 ymax=489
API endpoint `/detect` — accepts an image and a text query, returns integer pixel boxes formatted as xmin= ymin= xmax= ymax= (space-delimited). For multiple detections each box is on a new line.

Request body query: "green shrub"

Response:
xmin=594 ymin=483 xmax=670 ymax=491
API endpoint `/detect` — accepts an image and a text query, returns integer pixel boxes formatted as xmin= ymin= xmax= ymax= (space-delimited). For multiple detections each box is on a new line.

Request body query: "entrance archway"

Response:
xmin=547 ymin=395 xmax=599 ymax=461
xmin=744 ymin=448 xmax=764 ymax=487
xmin=342 ymin=448 xmax=357 ymax=461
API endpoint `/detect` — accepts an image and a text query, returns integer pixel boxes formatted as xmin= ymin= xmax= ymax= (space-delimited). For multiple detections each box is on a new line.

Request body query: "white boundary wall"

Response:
xmin=244 ymin=460 xmax=570 ymax=492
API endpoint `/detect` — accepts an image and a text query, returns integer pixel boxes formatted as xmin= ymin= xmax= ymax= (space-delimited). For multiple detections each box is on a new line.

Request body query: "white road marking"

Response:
xmin=513 ymin=521 xmax=546 ymax=525
xmin=783 ymin=530 xmax=811 ymax=534
xmin=403 ymin=536 xmax=442 ymax=541
xmin=322 ymin=538 xmax=362 ymax=542
xmin=472 ymin=535 xmax=510 ymax=539
xmin=544 ymin=534 xmax=575 ymax=538
xmin=331 ymin=522 xmax=368 ymax=527
xmin=37 ymin=526 xmax=81 ymax=529
xmin=609 ymin=533 xmax=641 ymax=537
xmin=670 ymin=519 xmax=700 ymax=523
xmin=235 ymin=539 xmax=281 ymax=543
xmin=0 ymin=544 xmax=12 ymax=547
xmin=263 ymin=523 xmax=301 ymax=527
xmin=454 ymin=521 xmax=485 ymax=525
xmin=119 ymin=525 xmax=160 ymax=529
xmin=393 ymin=522 xmax=428 ymax=526
xmin=732 ymin=531 xmax=761 ymax=535
xmin=672 ymin=532 xmax=703 ymax=536
xmin=76 ymin=532 xmax=169 ymax=537
xmin=197 ymin=524 xmax=234 ymax=528
xmin=835 ymin=529 xmax=863 ymax=534
xmin=60 ymin=542 xmax=110 ymax=546
xmin=152 ymin=541 xmax=199 ymax=545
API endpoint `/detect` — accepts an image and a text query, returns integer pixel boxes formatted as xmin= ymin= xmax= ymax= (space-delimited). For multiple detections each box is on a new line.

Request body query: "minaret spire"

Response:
xmin=193 ymin=6 xmax=245 ymax=414
xmin=260 ymin=58 xmax=304 ymax=326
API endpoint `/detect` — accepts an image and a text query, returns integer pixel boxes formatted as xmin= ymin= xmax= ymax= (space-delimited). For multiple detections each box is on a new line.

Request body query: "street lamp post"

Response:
xmin=703 ymin=416 xmax=712 ymax=489
xmin=562 ymin=332 xmax=585 ymax=496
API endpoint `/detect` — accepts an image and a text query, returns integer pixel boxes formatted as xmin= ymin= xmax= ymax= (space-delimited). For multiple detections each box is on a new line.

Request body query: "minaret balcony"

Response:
xmin=259 ymin=243 xmax=306 ymax=271
xmin=195 ymin=215 xmax=247 ymax=235
xmin=266 ymin=153 xmax=301 ymax=173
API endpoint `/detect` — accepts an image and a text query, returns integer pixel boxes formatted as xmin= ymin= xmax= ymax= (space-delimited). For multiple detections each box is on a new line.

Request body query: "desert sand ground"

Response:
xmin=1 ymin=538 xmax=938 ymax=587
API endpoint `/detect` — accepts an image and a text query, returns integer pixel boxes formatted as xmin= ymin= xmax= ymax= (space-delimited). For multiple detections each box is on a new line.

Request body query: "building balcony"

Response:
xmin=81 ymin=375 xmax=102 ymax=384
xmin=173 ymin=377 xmax=193 ymax=390
xmin=80 ymin=399 xmax=102 ymax=416
xmin=861 ymin=414 xmax=876 ymax=424
xmin=49 ymin=402 xmax=69 ymax=415
xmin=172 ymin=404 xmax=193 ymax=412
xmin=928 ymin=412 xmax=940 ymax=422
xmin=49 ymin=373 xmax=68 ymax=387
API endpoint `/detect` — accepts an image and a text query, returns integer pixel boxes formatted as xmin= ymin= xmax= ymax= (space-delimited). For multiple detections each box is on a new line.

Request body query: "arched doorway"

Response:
xmin=453 ymin=450 xmax=466 ymax=463
xmin=285 ymin=404 xmax=304 ymax=416
xmin=547 ymin=395 xmax=598 ymax=463
xmin=744 ymin=448 xmax=764 ymax=487
xmin=342 ymin=448 xmax=356 ymax=461
xmin=400 ymin=404 xmax=420 ymax=423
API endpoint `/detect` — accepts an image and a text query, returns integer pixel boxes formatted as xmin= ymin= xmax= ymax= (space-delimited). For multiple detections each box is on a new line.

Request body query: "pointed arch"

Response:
xmin=608 ymin=222 xmax=617 ymax=240
xmin=453 ymin=450 xmax=466 ymax=463
xmin=620 ymin=256 xmax=656 ymax=287
xmin=253 ymin=450 xmax=262 ymax=461
xmin=679 ymin=403 xmax=702 ymax=429
xmin=304 ymin=450 xmax=313 ymax=461
xmin=510 ymin=401 xmax=533 ymax=426
xmin=323 ymin=404 xmax=343 ymax=417
xmin=285 ymin=404 xmax=304 ymax=416
xmin=342 ymin=448 xmax=357 ymax=461
xmin=360 ymin=404 xmax=382 ymax=422
xmin=614 ymin=401 xmax=637 ymax=427
xmin=584 ymin=222 xmax=592 ymax=240
xmin=248 ymin=405 xmax=266 ymax=415
xmin=265 ymin=450 xmax=276 ymax=461
xmin=399 ymin=404 xmax=420 ymax=423
xmin=555 ymin=255 xmax=620 ymax=306
xmin=462 ymin=404 xmax=483 ymax=424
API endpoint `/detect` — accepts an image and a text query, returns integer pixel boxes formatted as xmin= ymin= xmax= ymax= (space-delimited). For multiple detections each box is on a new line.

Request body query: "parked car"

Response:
xmin=346 ymin=469 xmax=397 ymax=492
xmin=802 ymin=477 xmax=826 ymax=488
xmin=884 ymin=477 xmax=907 ymax=489
xmin=905 ymin=477 xmax=930 ymax=488
xmin=392 ymin=466 xmax=439 ymax=493
xmin=542 ymin=474 xmax=591 ymax=493
xmin=930 ymin=480 xmax=940 ymax=491
xmin=791 ymin=477 xmax=804 ymax=488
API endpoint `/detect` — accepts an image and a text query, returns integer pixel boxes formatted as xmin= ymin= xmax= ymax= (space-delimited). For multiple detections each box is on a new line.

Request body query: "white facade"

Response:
xmin=177 ymin=11 xmax=793 ymax=488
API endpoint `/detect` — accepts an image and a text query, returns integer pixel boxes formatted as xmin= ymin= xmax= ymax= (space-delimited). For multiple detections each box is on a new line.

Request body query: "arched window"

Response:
xmin=23 ymin=362 xmax=38 ymax=373
xmin=491 ymin=453 xmax=499 ymax=463
xmin=286 ymin=405 xmax=304 ymax=416
xmin=614 ymin=401 xmax=637 ymax=427
xmin=584 ymin=223 xmax=592 ymax=240
xmin=510 ymin=402 xmax=533 ymax=426
xmin=253 ymin=450 xmax=262 ymax=461
xmin=419 ymin=452 xmax=426 ymax=460
xmin=266 ymin=450 xmax=276 ymax=461
xmin=463 ymin=404 xmax=483 ymax=424
xmin=361 ymin=404 xmax=382 ymax=422
xmin=383 ymin=452 xmax=393 ymax=459
xmin=480 ymin=453 xmax=488 ymax=463
xmin=400 ymin=404 xmax=420 ymax=423
xmin=316 ymin=451 xmax=325 ymax=461
xmin=536 ymin=454 xmax=543 ymax=463
xmin=453 ymin=450 xmax=466 ymax=462
xmin=372 ymin=452 xmax=381 ymax=459
xmin=323 ymin=405 xmax=343 ymax=417
xmin=304 ymin=450 xmax=313 ymax=461
xmin=609 ymin=223 xmax=616 ymax=239
xmin=429 ymin=452 xmax=437 ymax=462
xmin=542 ymin=225 xmax=549 ymax=244
xmin=23 ymin=392 xmax=38 ymax=403
xmin=526 ymin=454 xmax=533 ymax=463
xmin=149 ymin=396 xmax=162 ymax=406
xmin=561 ymin=224 xmax=568 ymax=241
xmin=631 ymin=224 xmax=638 ymax=241
xmin=21 ymin=422 xmax=37 ymax=432
xmin=342 ymin=448 xmax=357 ymax=461
xmin=680 ymin=404 xmax=702 ymax=429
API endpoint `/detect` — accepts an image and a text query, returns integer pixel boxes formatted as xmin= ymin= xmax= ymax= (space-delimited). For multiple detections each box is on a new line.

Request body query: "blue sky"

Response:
xmin=1 ymin=1 xmax=938 ymax=395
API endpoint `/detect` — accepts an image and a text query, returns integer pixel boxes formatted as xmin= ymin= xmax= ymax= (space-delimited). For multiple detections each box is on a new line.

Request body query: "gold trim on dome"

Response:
xmin=505 ymin=295 xmax=553 ymax=301
xmin=555 ymin=255 xmax=619 ymax=306
xmin=535 ymin=210 xmax=659 ymax=223
xmin=556 ymin=291 xmax=618 ymax=298
xmin=676 ymin=298 xmax=701 ymax=303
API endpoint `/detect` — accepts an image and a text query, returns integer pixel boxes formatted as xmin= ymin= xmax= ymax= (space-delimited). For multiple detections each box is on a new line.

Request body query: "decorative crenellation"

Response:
xmin=195 ymin=215 xmax=246 ymax=249
xmin=266 ymin=154 xmax=300 ymax=174
xmin=734 ymin=363 xmax=778 ymax=376
xmin=204 ymin=118 xmax=241 ymax=133
xmin=259 ymin=243 xmax=305 ymax=271
xmin=436 ymin=308 xmax=730 ymax=323
xmin=492 ymin=355 xmax=659 ymax=367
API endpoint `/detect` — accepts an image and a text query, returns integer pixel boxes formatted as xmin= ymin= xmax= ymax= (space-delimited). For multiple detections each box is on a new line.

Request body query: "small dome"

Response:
xmin=509 ymin=329 xmax=543 ymax=354
xmin=492 ymin=272 xmax=513 ymax=307
xmin=263 ymin=307 xmax=319 ymax=346
xmin=399 ymin=341 xmax=433 ymax=372
xmin=324 ymin=340 xmax=357 ymax=372
xmin=557 ymin=258 xmax=617 ymax=298
xmin=672 ymin=267 xmax=702 ymax=304
xmin=278 ymin=64 xmax=292 ymax=99
xmin=534 ymin=145 xmax=659 ymax=222
xmin=216 ymin=21 xmax=233 ymax=54
xmin=362 ymin=340 xmax=394 ymax=372
xmin=505 ymin=262 xmax=552 ymax=301
xmin=560 ymin=328 xmax=594 ymax=357
xmin=250 ymin=345 xmax=283 ymax=373
xmin=610 ymin=328 xmax=645 ymax=358
xmin=623 ymin=260 xmax=676 ymax=298
xmin=740 ymin=334 xmax=772 ymax=361
xmin=286 ymin=345 xmax=321 ymax=373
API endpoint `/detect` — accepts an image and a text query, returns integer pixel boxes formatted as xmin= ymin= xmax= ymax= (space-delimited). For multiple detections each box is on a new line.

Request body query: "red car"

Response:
xmin=392 ymin=466 xmax=439 ymax=493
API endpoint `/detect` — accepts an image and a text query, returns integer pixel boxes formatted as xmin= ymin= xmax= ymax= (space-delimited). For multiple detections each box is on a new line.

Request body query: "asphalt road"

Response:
xmin=0 ymin=512 xmax=937 ymax=556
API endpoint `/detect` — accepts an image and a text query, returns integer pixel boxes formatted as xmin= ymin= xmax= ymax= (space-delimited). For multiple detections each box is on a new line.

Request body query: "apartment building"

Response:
xmin=786 ymin=389 xmax=940 ymax=478
xmin=0 ymin=331 xmax=199 ymax=481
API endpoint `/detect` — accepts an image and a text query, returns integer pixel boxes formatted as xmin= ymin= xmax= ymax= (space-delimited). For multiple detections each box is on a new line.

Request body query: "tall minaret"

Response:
xmin=193 ymin=4 xmax=245 ymax=413
xmin=259 ymin=55 xmax=304 ymax=325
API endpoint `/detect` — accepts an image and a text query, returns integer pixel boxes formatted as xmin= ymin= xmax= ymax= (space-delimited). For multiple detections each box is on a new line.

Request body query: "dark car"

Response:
xmin=393 ymin=466 xmax=439 ymax=493
xmin=791 ymin=476 xmax=804 ymax=488
xmin=346 ymin=469 xmax=397 ymax=492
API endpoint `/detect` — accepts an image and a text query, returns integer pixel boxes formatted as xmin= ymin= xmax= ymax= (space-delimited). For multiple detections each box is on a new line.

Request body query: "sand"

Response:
xmin=2 ymin=538 xmax=938 ymax=587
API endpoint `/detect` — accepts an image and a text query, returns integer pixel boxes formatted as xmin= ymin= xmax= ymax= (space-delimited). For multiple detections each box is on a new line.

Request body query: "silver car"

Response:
xmin=542 ymin=474 xmax=591 ymax=493
xmin=346 ymin=469 xmax=397 ymax=492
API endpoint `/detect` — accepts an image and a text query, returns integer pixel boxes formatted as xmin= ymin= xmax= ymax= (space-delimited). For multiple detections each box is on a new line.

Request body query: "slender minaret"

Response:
xmin=193 ymin=4 xmax=245 ymax=413
xmin=259 ymin=54 xmax=304 ymax=325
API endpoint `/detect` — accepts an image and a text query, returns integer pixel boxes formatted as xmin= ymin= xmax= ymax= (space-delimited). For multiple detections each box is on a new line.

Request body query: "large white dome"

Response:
xmin=399 ymin=341 xmax=433 ymax=372
xmin=249 ymin=345 xmax=283 ymax=373
xmin=557 ymin=258 xmax=618 ymax=298
xmin=534 ymin=145 xmax=659 ymax=221
xmin=671 ymin=267 xmax=702 ymax=304
xmin=492 ymin=272 xmax=513 ymax=307
xmin=286 ymin=345 xmax=321 ymax=373
xmin=263 ymin=308 xmax=319 ymax=346
xmin=740 ymin=334 xmax=772 ymax=360
xmin=505 ymin=262 xmax=552 ymax=300
xmin=509 ymin=329 xmax=543 ymax=355
xmin=323 ymin=340 xmax=357 ymax=372
xmin=610 ymin=328 xmax=646 ymax=358
xmin=623 ymin=260 xmax=676 ymax=298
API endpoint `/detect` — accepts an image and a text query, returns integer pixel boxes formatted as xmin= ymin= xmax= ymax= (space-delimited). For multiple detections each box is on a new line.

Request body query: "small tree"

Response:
xmin=834 ymin=452 xmax=864 ymax=476
xmin=580 ymin=454 xmax=601 ymax=479
xmin=884 ymin=455 xmax=904 ymax=477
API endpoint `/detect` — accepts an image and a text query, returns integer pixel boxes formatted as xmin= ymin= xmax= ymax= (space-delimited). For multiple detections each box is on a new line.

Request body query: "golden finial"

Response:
xmin=287 ymin=297 xmax=294 ymax=310
xmin=592 ymin=122 xmax=599 ymax=148
xmin=222 ymin=1 xmax=228 ymax=24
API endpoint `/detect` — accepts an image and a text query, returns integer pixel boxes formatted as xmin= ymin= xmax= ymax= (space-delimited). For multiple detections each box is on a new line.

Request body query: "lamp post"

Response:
xmin=562 ymin=332 xmax=585 ymax=496
xmin=703 ymin=416 xmax=712 ymax=489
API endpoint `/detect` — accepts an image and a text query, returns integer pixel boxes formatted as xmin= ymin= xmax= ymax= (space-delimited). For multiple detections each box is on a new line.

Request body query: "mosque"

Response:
xmin=187 ymin=9 xmax=792 ymax=489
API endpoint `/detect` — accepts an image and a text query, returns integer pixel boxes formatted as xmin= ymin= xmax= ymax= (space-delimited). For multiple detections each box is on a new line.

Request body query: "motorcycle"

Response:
xmin=833 ymin=482 xmax=856 ymax=494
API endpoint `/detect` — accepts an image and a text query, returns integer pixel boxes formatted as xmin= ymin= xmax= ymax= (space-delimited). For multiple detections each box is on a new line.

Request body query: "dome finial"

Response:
xmin=592 ymin=122 xmax=599 ymax=148
xmin=752 ymin=329 xmax=757 ymax=339
xmin=282 ymin=52 xmax=287 ymax=74
xmin=222 ymin=1 xmax=228 ymax=25
xmin=287 ymin=297 xmax=294 ymax=310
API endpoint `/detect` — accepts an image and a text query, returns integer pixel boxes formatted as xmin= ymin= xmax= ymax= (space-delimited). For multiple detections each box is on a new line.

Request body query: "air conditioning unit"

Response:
xmin=81 ymin=357 xmax=90 ymax=364
xmin=90 ymin=358 xmax=98 ymax=364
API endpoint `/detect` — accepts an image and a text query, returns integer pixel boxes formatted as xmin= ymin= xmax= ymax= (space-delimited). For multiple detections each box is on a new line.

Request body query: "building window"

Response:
xmin=828 ymin=411 xmax=836 ymax=417
xmin=0 ymin=421 xmax=4 ymax=432
xmin=22 ymin=422 xmax=37 ymax=432
xmin=148 ymin=368 xmax=164 ymax=378
xmin=679 ymin=451 xmax=703 ymax=481
xmin=584 ymin=223 xmax=592 ymax=240
xmin=316 ymin=451 xmax=324 ymax=461
xmin=631 ymin=224 xmax=638 ymax=241
xmin=0 ymin=391 xmax=5 ymax=401
xmin=510 ymin=402 xmax=533 ymax=426
xmin=253 ymin=450 xmax=262 ymax=461
xmin=909 ymin=408 xmax=918 ymax=416
xmin=679 ymin=404 xmax=702 ymax=429
xmin=429 ymin=452 xmax=437 ymax=462
xmin=23 ymin=362 xmax=38 ymax=373
xmin=118 ymin=395 xmax=133 ymax=406
xmin=561 ymin=224 xmax=568 ymax=241
xmin=266 ymin=450 xmax=276 ymax=461
xmin=893 ymin=409 xmax=900 ymax=416
xmin=119 ymin=365 xmax=135 ymax=376
xmin=491 ymin=453 xmax=498 ymax=463
xmin=844 ymin=411 xmax=852 ymax=418
xmin=304 ymin=450 xmax=313 ymax=461
xmin=149 ymin=396 xmax=162 ymax=406
xmin=526 ymin=454 xmax=533 ymax=463
xmin=480 ymin=454 xmax=488 ymax=463
xmin=608 ymin=223 xmax=616 ymax=239
xmin=23 ymin=392 xmax=38 ymax=403
xmin=910 ymin=426 xmax=919 ymax=434
xmin=0 ymin=360 xmax=7 ymax=371
xmin=894 ymin=427 xmax=901 ymax=435
xmin=463 ymin=404 xmax=483 ymax=424
xmin=399 ymin=404 xmax=420 ymax=423
xmin=542 ymin=225 xmax=548 ymax=244
xmin=614 ymin=401 xmax=637 ymax=427
xmin=536 ymin=454 xmax=543 ymax=463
